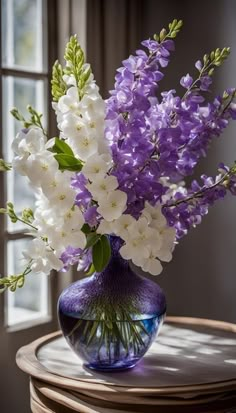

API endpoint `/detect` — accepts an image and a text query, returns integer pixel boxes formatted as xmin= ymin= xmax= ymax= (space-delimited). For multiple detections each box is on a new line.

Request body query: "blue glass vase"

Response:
xmin=58 ymin=236 xmax=166 ymax=371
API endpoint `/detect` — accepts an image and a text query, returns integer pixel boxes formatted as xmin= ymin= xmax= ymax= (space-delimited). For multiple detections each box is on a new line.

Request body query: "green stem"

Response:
xmin=16 ymin=217 xmax=38 ymax=231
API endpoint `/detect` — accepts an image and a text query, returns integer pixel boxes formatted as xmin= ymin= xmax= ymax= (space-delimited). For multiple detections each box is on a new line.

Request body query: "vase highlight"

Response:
xmin=58 ymin=236 xmax=166 ymax=371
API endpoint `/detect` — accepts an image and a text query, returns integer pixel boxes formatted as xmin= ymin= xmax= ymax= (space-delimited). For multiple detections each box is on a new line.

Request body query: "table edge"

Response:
xmin=16 ymin=316 xmax=236 ymax=396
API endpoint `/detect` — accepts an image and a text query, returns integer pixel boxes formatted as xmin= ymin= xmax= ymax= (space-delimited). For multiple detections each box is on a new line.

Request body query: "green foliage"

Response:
xmin=54 ymin=154 xmax=83 ymax=172
xmin=92 ymin=235 xmax=111 ymax=272
xmin=66 ymin=303 xmax=150 ymax=358
xmin=229 ymin=162 xmax=236 ymax=175
xmin=153 ymin=19 xmax=183 ymax=43
xmin=0 ymin=159 xmax=12 ymax=171
xmin=51 ymin=60 xmax=67 ymax=102
xmin=0 ymin=274 xmax=25 ymax=293
xmin=21 ymin=208 xmax=34 ymax=224
xmin=0 ymin=262 xmax=32 ymax=293
xmin=10 ymin=107 xmax=25 ymax=123
xmin=85 ymin=263 xmax=95 ymax=276
xmin=81 ymin=223 xmax=92 ymax=234
xmin=198 ymin=47 xmax=231 ymax=77
xmin=0 ymin=202 xmax=37 ymax=230
xmin=49 ymin=137 xmax=83 ymax=171
xmin=51 ymin=35 xmax=92 ymax=102
xmin=85 ymin=232 xmax=101 ymax=249
xmin=49 ymin=137 xmax=74 ymax=156
xmin=64 ymin=35 xmax=91 ymax=99
xmin=181 ymin=47 xmax=231 ymax=100
xmin=11 ymin=106 xmax=46 ymax=136
xmin=5 ymin=202 xmax=17 ymax=223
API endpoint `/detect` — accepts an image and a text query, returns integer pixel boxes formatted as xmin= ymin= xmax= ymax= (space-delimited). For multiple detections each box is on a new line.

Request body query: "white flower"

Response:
xmin=25 ymin=151 xmax=59 ymax=187
xmin=12 ymin=128 xmax=46 ymax=157
xmin=83 ymin=116 xmax=104 ymax=138
xmin=69 ymin=135 xmax=98 ymax=161
xmin=97 ymin=190 xmax=127 ymax=221
xmin=112 ymin=214 xmax=135 ymax=239
xmin=141 ymin=254 xmax=163 ymax=276
xmin=87 ymin=175 xmax=118 ymax=200
xmin=22 ymin=238 xmax=62 ymax=275
xmin=156 ymin=227 xmax=176 ymax=262
xmin=62 ymin=74 xmax=76 ymax=86
xmin=119 ymin=239 xmax=149 ymax=264
xmin=83 ymin=78 xmax=101 ymax=99
xmin=52 ymin=102 xmax=64 ymax=125
xmin=119 ymin=217 xmax=154 ymax=265
xmin=63 ymin=207 xmax=84 ymax=230
xmin=142 ymin=202 xmax=167 ymax=229
xmin=57 ymin=86 xmax=79 ymax=113
xmin=80 ymin=94 xmax=105 ymax=119
xmin=47 ymin=226 xmax=86 ymax=256
xmin=33 ymin=208 xmax=58 ymax=236
xmin=82 ymin=153 xmax=112 ymax=181
xmin=41 ymin=170 xmax=72 ymax=199
xmin=97 ymin=219 xmax=114 ymax=235
xmin=12 ymin=155 xmax=29 ymax=176
xmin=60 ymin=113 xmax=87 ymax=139
xmin=127 ymin=217 xmax=161 ymax=248
xmin=48 ymin=185 xmax=76 ymax=213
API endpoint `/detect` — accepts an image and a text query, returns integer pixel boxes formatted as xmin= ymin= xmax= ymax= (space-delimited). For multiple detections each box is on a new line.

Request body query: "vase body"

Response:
xmin=58 ymin=236 xmax=166 ymax=371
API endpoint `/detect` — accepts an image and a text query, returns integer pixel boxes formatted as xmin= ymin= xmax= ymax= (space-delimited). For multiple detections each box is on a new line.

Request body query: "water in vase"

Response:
xmin=59 ymin=311 xmax=165 ymax=371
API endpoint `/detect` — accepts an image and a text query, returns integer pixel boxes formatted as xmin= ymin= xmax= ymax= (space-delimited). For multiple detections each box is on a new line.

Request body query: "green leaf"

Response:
xmin=51 ymin=137 xmax=74 ymax=156
xmin=54 ymin=154 xmax=83 ymax=171
xmin=86 ymin=232 xmax=100 ymax=249
xmin=92 ymin=239 xmax=103 ymax=272
xmin=92 ymin=235 xmax=111 ymax=272
xmin=81 ymin=223 xmax=92 ymax=234
xmin=86 ymin=263 xmax=95 ymax=275
xmin=100 ymin=235 xmax=111 ymax=270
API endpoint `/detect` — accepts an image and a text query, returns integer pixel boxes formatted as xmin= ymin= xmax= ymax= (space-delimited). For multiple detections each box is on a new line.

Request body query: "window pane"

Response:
xmin=1 ymin=0 xmax=47 ymax=71
xmin=2 ymin=76 xmax=47 ymax=231
xmin=7 ymin=239 xmax=50 ymax=327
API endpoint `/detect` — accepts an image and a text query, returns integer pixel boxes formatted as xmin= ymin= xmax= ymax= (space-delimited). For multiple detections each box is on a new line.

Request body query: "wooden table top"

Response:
xmin=16 ymin=316 xmax=236 ymax=413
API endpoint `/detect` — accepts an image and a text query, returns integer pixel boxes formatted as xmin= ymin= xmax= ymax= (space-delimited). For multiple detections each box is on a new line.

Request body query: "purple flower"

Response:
xmin=102 ymin=34 xmax=236 ymax=239
xmin=60 ymin=246 xmax=82 ymax=271
xmin=60 ymin=247 xmax=92 ymax=272
xmin=180 ymin=74 xmax=193 ymax=89
xmin=84 ymin=206 xmax=99 ymax=227
xmin=199 ymin=75 xmax=212 ymax=91
xmin=71 ymin=173 xmax=91 ymax=208
xmin=195 ymin=60 xmax=202 ymax=71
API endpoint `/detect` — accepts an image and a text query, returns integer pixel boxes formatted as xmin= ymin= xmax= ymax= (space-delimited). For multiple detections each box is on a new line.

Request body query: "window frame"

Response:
xmin=0 ymin=0 xmax=59 ymax=331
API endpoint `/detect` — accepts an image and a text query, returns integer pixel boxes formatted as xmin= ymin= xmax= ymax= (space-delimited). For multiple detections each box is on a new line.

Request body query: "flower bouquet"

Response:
xmin=1 ymin=19 xmax=236 ymax=370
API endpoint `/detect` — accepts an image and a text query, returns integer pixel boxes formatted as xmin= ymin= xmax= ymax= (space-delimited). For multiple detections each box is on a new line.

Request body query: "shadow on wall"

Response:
xmin=86 ymin=0 xmax=236 ymax=322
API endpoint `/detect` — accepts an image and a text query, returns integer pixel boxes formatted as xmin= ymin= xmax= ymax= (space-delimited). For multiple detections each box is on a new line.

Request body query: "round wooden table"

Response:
xmin=16 ymin=317 xmax=236 ymax=412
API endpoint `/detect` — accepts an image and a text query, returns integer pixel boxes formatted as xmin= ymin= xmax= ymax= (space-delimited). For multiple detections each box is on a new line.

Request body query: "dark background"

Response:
xmin=87 ymin=0 xmax=236 ymax=322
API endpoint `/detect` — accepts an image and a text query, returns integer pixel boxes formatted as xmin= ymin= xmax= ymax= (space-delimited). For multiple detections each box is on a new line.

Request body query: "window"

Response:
xmin=0 ymin=0 xmax=57 ymax=329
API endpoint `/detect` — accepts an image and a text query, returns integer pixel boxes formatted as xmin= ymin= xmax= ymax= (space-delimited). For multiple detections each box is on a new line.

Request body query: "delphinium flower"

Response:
xmin=1 ymin=19 xmax=236 ymax=292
